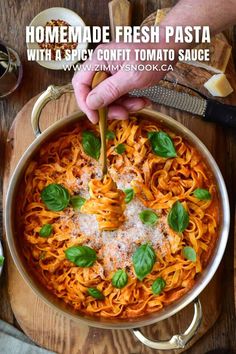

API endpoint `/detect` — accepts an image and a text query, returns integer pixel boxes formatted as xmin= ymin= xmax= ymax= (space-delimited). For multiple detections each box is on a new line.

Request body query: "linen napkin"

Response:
xmin=0 ymin=319 xmax=55 ymax=354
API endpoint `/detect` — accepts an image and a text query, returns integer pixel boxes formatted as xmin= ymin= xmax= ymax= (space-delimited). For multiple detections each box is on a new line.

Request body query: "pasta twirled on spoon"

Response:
xmin=84 ymin=71 xmax=126 ymax=231
xmin=81 ymin=175 xmax=126 ymax=231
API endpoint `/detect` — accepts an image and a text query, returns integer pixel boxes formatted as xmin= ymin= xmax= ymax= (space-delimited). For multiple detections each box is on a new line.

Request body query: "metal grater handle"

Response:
xmin=130 ymin=86 xmax=207 ymax=117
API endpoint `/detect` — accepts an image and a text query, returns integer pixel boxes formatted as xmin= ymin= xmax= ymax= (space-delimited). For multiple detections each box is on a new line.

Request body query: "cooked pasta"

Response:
xmin=18 ymin=116 xmax=219 ymax=318
xmin=81 ymin=175 xmax=126 ymax=231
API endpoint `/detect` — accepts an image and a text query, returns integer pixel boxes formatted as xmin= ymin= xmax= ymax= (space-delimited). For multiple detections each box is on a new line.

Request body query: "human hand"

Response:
xmin=72 ymin=41 xmax=173 ymax=123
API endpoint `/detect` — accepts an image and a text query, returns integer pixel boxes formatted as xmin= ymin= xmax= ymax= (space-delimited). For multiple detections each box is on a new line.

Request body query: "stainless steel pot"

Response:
xmin=5 ymin=84 xmax=230 ymax=350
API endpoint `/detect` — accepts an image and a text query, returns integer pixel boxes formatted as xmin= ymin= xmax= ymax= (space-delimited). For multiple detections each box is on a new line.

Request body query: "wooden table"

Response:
xmin=0 ymin=0 xmax=235 ymax=353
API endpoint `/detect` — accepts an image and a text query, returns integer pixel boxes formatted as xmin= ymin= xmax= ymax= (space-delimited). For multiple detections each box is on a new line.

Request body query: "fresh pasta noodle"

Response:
xmin=18 ymin=116 xmax=219 ymax=318
xmin=81 ymin=175 xmax=126 ymax=231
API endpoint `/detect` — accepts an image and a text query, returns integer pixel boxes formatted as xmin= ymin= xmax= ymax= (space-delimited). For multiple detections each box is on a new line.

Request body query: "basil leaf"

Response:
xmin=39 ymin=251 xmax=46 ymax=260
xmin=148 ymin=131 xmax=177 ymax=158
xmin=82 ymin=131 xmax=101 ymax=160
xmin=71 ymin=195 xmax=86 ymax=210
xmin=106 ymin=130 xmax=115 ymax=140
xmin=41 ymin=184 xmax=70 ymax=211
xmin=168 ymin=201 xmax=189 ymax=232
xmin=193 ymin=188 xmax=211 ymax=200
xmin=115 ymin=143 xmax=126 ymax=154
xmin=0 ymin=255 xmax=5 ymax=266
xmin=124 ymin=188 xmax=134 ymax=204
xmin=65 ymin=245 xmax=96 ymax=267
xmin=132 ymin=244 xmax=156 ymax=281
xmin=152 ymin=277 xmax=166 ymax=295
xmin=183 ymin=246 xmax=197 ymax=262
xmin=139 ymin=210 xmax=158 ymax=226
xmin=87 ymin=287 xmax=104 ymax=300
xmin=39 ymin=224 xmax=53 ymax=238
xmin=112 ymin=269 xmax=128 ymax=289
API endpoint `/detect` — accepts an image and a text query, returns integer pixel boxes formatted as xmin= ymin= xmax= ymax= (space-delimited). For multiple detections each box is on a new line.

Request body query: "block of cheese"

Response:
xmin=153 ymin=8 xmax=232 ymax=74
xmin=204 ymin=73 xmax=233 ymax=97
xmin=184 ymin=37 xmax=232 ymax=74
xmin=154 ymin=7 xmax=171 ymax=25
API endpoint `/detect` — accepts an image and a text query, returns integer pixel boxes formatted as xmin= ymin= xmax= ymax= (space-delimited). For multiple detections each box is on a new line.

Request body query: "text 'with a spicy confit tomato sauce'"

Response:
xmin=17 ymin=117 xmax=219 ymax=318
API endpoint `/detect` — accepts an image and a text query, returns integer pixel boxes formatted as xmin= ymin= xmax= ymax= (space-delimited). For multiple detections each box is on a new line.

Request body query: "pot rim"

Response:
xmin=5 ymin=108 xmax=230 ymax=329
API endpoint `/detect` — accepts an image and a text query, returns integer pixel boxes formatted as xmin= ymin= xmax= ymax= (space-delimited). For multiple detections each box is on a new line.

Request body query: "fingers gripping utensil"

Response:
xmin=91 ymin=71 xmax=109 ymax=176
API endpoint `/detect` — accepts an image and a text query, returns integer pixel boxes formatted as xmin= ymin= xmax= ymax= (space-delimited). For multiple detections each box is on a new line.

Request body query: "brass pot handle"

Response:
xmin=132 ymin=298 xmax=202 ymax=350
xmin=31 ymin=83 xmax=73 ymax=137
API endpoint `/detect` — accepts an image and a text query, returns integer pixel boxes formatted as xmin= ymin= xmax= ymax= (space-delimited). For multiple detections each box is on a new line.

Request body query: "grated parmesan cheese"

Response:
xmin=109 ymin=166 xmax=142 ymax=190
xmin=76 ymin=213 xmax=100 ymax=237
xmin=71 ymin=167 xmax=168 ymax=273
xmin=76 ymin=161 xmax=102 ymax=192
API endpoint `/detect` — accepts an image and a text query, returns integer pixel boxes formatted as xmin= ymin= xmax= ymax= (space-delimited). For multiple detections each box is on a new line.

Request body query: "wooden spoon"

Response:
xmin=91 ymin=71 xmax=109 ymax=176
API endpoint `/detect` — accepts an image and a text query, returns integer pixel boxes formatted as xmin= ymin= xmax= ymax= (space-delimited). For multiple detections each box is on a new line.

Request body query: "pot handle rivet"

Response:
xmin=132 ymin=298 xmax=202 ymax=350
xmin=31 ymin=83 xmax=74 ymax=137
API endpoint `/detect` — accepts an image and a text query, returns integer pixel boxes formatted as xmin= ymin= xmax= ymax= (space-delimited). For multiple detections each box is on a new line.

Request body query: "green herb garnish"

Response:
xmin=167 ymin=201 xmax=189 ymax=232
xmin=39 ymin=252 xmax=46 ymax=260
xmin=70 ymin=195 xmax=86 ymax=210
xmin=132 ymin=244 xmax=156 ymax=281
xmin=115 ymin=143 xmax=126 ymax=154
xmin=112 ymin=269 xmax=128 ymax=289
xmin=193 ymin=188 xmax=211 ymax=200
xmin=87 ymin=287 xmax=104 ymax=300
xmin=41 ymin=184 xmax=70 ymax=211
xmin=148 ymin=131 xmax=177 ymax=158
xmin=139 ymin=210 xmax=158 ymax=226
xmin=65 ymin=245 xmax=96 ymax=267
xmin=124 ymin=188 xmax=134 ymax=204
xmin=183 ymin=246 xmax=197 ymax=262
xmin=39 ymin=224 xmax=53 ymax=238
xmin=0 ymin=255 xmax=5 ymax=266
xmin=82 ymin=131 xmax=101 ymax=160
xmin=152 ymin=277 xmax=166 ymax=295
xmin=106 ymin=130 xmax=115 ymax=140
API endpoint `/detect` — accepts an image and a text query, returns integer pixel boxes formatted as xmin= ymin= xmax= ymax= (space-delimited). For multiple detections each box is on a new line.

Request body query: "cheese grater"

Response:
xmin=130 ymin=85 xmax=236 ymax=128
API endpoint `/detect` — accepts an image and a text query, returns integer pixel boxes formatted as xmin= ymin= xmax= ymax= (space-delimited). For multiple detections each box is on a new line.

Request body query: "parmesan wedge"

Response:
xmin=183 ymin=37 xmax=232 ymax=74
xmin=204 ymin=73 xmax=233 ymax=97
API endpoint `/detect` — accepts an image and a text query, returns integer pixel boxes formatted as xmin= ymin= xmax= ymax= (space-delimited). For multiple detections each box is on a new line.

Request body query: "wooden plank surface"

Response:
xmin=0 ymin=0 xmax=236 ymax=353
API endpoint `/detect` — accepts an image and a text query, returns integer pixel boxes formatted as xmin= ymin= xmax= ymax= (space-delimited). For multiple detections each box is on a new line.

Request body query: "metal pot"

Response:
xmin=5 ymin=84 xmax=230 ymax=350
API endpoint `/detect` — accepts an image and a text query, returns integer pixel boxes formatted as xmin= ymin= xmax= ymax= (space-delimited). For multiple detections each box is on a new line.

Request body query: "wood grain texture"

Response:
xmin=0 ymin=0 xmax=235 ymax=353
xmin=109 ymin=0 xmax=132 ymax=39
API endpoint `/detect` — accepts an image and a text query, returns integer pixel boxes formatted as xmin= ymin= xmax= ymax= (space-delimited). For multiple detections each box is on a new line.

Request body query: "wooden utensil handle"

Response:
xmin=108 ymin=0 xmax=132 ymax=40
xmin=91 ymin=72 xmax=109 ymax=176
xmin=91 ymin=72 xmax=109 ymax=88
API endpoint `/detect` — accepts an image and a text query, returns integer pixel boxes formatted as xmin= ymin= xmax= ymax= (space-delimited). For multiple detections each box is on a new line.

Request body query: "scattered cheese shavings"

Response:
xmin=73 ymin=196 xmax=167 ymax=272
xmin=68 ymin=167 xmax=170 ymax=273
